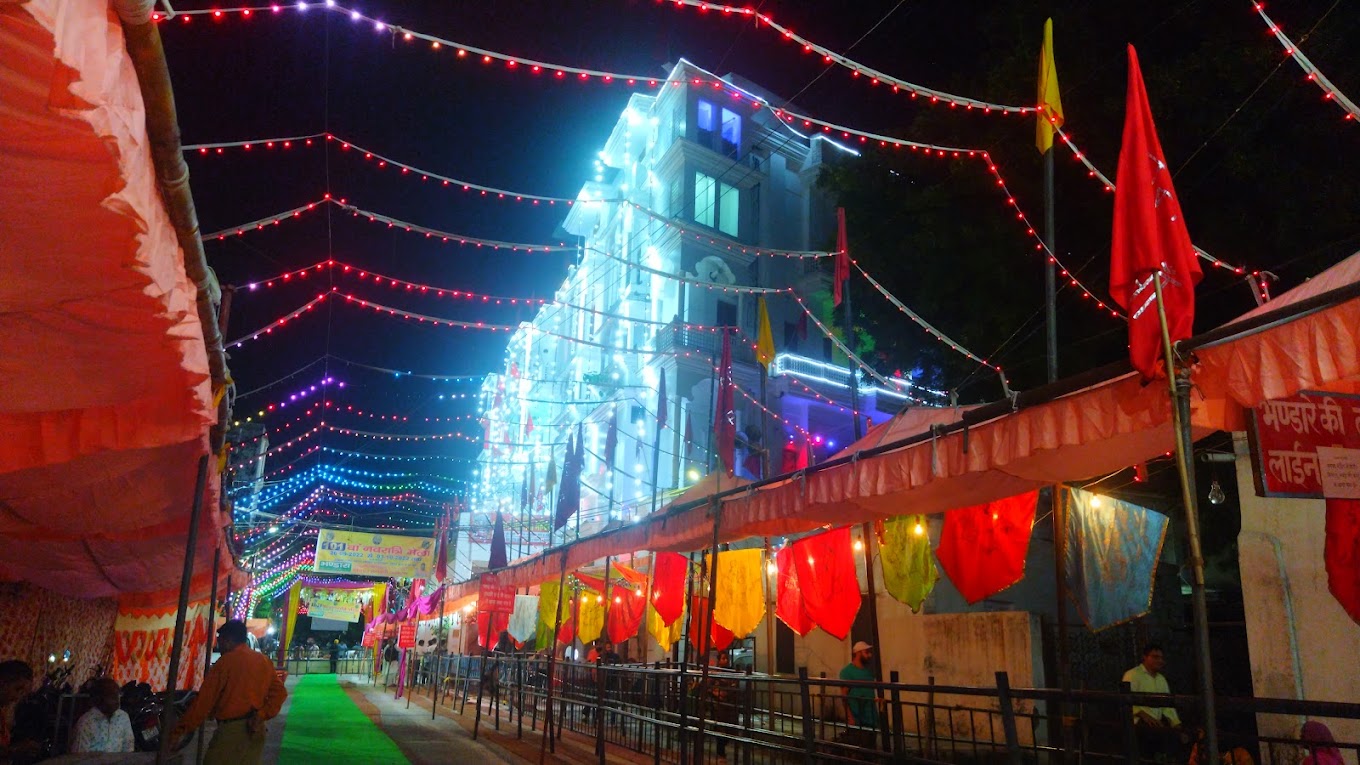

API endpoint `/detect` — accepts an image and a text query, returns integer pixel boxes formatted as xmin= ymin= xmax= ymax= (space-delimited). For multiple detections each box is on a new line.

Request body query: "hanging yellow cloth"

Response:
xmin=536 ymin=580 xmax=569 ymax=652
xmin=577 ymin=590 xmax=605 ymax=645
xmin=283 ymin=582 xmax=302 ymax=652
xmin=878 ymin=515 xmax=938 ymax=613
xmin=647 ymin=602 xmax=683 ymax=652
xmin=710 ymin=548 xmax=766 ymax=638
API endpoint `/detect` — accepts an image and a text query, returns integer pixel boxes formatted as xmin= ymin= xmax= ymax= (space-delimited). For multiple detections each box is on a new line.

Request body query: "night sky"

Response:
xmin=163 ymin=0 xmax=1358 ymax=538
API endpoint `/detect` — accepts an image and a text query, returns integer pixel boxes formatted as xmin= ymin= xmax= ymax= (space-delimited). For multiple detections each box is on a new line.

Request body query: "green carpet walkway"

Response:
xmin=277 ymin=674 xmax=410 ymax=764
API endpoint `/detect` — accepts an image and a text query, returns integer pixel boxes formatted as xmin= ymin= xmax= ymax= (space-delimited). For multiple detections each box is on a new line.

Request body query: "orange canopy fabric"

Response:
xmin=0 ymin=2 xmax=233 ymax=604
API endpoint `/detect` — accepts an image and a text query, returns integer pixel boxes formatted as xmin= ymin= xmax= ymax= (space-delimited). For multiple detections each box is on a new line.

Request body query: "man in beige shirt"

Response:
xmin=1122 ymin=644 xmax=1185 ymax=760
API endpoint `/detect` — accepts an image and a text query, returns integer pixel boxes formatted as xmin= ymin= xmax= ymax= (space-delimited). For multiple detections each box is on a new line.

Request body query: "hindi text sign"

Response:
xmin=478 ymin=573 xmax=517 ymax=614
xmin=313 ymin=530 xmax=435 ymax=579
xmin=1247 ymin=391 xmax=1360 ymax=498
xmin=398 ymin=623 xmax=417 ymax=649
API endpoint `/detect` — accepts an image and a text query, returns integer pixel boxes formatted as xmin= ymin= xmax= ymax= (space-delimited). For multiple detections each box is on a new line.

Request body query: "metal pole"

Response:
xmin=596 ymin=556 xmax=613 ymax=761
xmin=843 ymin=274 xmax=863 ymax=441
xmin=539 ymin=553 xmax=569 ymax=765
xmin=691 ymin=498 xmax=723 ymax=765
xmin=857 ymin=523 xmax=889 ymax=752
xmin=432 ymin=592 xmax=446 ymax=720
xmin=157 ymin=453 xmax=210 ymax=764
xmin=1044 ymin=147 xmax=1058 ymax=383
xmin=763 ymin=538 xmax=774 ymax=676
xmin=1052 ymin=483 xmax=1071 ymax=759
xmin=677 ymin=553 xmax=697 ymax=763
xmin=195 ymin=546 xmax=220 ymax=765
xmin=1152 ymin=273 xmax=1217 ymax=765
xmin=650 ymin=409 xmax=664 ymax=516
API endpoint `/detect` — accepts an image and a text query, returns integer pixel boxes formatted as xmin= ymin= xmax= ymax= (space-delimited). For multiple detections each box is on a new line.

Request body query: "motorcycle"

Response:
xmin=10 ymin=664 xmax=76 ymax=758
xmin=127 ymin=687 xmax=198 ymax=752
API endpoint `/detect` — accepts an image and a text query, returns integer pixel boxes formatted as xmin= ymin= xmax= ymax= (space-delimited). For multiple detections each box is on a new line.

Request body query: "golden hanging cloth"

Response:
xmin=536 ymin=580 xmax=569 ymax=652
xmin=577 ymin=590 xmax=606 ymax=645
xmin=647 ymin=602 xmax=683 ymax=652
xmin=877 ymin=515 xmax=938 ymax=613
xmin=710 ymin=548 xmax=766 ymax=638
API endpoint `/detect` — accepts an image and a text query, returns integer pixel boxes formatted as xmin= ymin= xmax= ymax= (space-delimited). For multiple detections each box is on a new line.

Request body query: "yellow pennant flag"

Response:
xmin=878 ymin=515 xmax=939 ymax=613
xmin=647 ymin=603 xmax=683 ymax=652
xmin=755 ymin=297 xmax=775 ymax=369
xmin=1036 ymin=18 xmax=1065 ymax=154
xmin=578 ymin=591 xmax=605 ymax=645
xmin=710 ymin=549 xmax=767 ymax=638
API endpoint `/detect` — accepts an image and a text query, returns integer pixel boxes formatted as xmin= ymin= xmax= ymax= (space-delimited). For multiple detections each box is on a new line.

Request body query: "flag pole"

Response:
xmin=1152 ymin=273 xmax=1218 ymax=765
xmin=539 ymin=552 xmax=569 ymax=764
xmin=650 ymin=374 xmax=666 ymax=516
xmin=1044 ymin=144 xmax=1058 ymax=384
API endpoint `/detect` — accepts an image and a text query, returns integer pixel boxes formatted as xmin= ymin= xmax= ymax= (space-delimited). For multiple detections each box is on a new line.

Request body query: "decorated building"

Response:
xmin=461 ymin=60 xmax=939 ymax=574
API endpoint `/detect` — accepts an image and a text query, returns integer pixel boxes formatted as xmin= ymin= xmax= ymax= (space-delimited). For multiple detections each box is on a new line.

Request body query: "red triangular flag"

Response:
xmin=525 ymin=412 xmax=534 ymax=436
xmin=1109 ymin=45 xmax=1202 ymax=380
xmin=1325 ymin=499 xmax=1360 ymax=625
xmin=775 ymin=546 xmax=814 ymax=636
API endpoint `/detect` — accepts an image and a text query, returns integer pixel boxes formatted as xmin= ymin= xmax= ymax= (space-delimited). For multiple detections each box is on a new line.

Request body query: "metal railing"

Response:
xmin=392 ymin=654 xmax=1360 ymax=765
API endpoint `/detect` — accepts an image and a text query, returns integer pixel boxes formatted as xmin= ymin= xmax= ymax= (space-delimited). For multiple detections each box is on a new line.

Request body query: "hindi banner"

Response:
xmin=1247 ymin=391 xmax=1360 ymax=498
xmin=313 ymin=530 xmax=435 ymax=579
xmin=300 ymin=585 xmax=366 ymax=622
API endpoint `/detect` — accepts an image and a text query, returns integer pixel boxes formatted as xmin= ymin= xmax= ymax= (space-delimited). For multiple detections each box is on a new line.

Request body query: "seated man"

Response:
xmin=1122 ymin=643 xmax=1184 ymax=761
xmin=70 ymin=678 xmax=134 ymax=753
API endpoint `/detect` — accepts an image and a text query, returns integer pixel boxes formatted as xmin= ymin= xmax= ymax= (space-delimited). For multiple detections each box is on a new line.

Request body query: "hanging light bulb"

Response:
xmin=1208 ymin=478 xmax=1227 ymax=506
xmin=913 ymin=521 xmax=925 ymax=537
xmin=852 ymin=538 xmax=864 ymax=552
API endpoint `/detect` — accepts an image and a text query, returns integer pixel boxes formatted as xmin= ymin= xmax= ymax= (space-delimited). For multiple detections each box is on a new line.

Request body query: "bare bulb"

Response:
xmin=913 ymin=522 xmax=925 ymax=537
xmin=1208 ymin=479 xmax=1227 ymax=506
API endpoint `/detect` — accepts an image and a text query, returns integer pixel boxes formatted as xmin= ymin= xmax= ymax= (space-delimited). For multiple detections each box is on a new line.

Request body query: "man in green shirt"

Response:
xmin=1121 ymin=643 xmax=1185 ymax=760
xmin=839 ymin=641 xmax=878 ymax=730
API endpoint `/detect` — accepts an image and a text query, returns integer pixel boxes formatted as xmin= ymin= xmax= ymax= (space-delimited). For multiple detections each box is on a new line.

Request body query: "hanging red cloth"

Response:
xmin=790 ymin=527 xmax=861 ymax=640
xmin=475 ymin=611 xmax=510 ymax=648
xmin=607 ymin=584 xmax=648 ymax=644
xmin=936 ymin=490 xmax=1039 ymax=604
xmin=688 ymin=596 xmax=735 ymax=652
xmin=651 ymin=552 xmax=687 ymax=626
xmin=775 ymin=545 xmax=814 ymax=636
xmin=1326 ymin=498 xmax=1360 ymax=626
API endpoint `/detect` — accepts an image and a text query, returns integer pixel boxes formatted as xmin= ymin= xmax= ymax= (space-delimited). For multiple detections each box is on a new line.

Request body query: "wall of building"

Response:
xmin=1234 ymin=432 xmax=1360 ymax=764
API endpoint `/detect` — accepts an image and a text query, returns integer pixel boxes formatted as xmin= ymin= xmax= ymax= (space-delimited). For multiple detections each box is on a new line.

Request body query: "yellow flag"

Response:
xmin=1036 ymin=18 xmax=1065 ymax=154
xmin=647 ymin=603 xmax=683 ymax=652
xmin=710 ymin=549 xmax=767 ymax=638
xmin=578 ymin=591 xmax=605 ymax=645
xmin=755 ymin=297 xmax=775 ymax=369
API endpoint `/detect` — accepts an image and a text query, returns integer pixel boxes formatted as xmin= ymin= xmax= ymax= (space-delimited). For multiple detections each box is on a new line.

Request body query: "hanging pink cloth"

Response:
xmin=775 ymin=545 xmax=814 ymax=636
xmin=936 ymin=490 xmax=1039 ymax=604
xmin=650 ymin=552 xmax=688 ymax=626
xmin=790 ymin=527 xmax=861 ymax=640
xmin=1325 ymin=499 xmax=1360 ymax=626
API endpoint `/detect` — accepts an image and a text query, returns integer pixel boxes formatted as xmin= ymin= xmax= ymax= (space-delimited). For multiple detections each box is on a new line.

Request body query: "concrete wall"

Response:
xmin=1234 ymin=432 xmax=1360 ymax=765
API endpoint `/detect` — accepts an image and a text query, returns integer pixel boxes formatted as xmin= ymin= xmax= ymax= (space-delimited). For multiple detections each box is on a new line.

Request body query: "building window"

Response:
xmin=694 ymin=171 xmax=739 ymax=237
xmin=720 ymin=107 xmax=741 ymax=157
xmin=695 ymin=99 xmax=742 ymax=159
xmin=716 ymin=300 xmax=737 ymax=328
xmin=669 ymin=175 xmax=684 ymax=218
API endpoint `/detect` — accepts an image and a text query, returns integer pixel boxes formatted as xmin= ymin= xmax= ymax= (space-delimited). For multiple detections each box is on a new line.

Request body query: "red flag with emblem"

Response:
xmin=1109 ymin=45 xmax=1202 ymax=380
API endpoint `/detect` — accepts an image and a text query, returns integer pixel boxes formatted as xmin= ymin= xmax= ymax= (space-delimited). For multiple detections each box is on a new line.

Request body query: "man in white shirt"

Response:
xmin=70 ymin=678 xmax=134 ymax=754
xmin=1121 ymin=644 xmax=1184 ymax=761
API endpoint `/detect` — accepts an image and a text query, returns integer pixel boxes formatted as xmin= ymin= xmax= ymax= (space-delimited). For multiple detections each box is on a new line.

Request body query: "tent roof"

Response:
xmin=0 ymin=1 xmax=234 ymax=600
xmin=442 ymin=251 xmax=1360 ymax=597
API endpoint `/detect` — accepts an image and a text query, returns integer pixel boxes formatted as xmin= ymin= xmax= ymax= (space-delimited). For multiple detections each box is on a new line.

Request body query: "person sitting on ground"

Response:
xmin=1301 ymin=721 xmax=1343 ymax=765
xmin=0 ymin=660 xmax=41 ymax=764
xmin=1122 ymin=643 xmax=1185 ymax=761
xmin=70 ymin=677 xmax=134 ymax=753
xmin=167 ymin=620 xmax=288 ymax=765
xmin=839 ymin=641 xmax=879 ymax=731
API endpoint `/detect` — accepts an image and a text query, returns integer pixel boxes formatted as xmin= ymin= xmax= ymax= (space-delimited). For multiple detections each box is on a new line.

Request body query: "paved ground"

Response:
xmin=251 ymin=672 xmax=636 ymax=762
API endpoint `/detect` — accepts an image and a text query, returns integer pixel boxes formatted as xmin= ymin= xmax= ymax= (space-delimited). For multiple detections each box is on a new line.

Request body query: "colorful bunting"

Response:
xmin=775 ymin=545 xmax=814 ymax=636
xmin=790 ymin=527 xmax=861 ymax=640
xmin=877 ymin=515 xmax=938 ymax=613
xmin=936 ymin=491 xmax=1038 ymax=604
xmin=1065 ymin=489 xmax=1168 ymax=630
xmin=711 ymin=548 xmax=766 ymax=638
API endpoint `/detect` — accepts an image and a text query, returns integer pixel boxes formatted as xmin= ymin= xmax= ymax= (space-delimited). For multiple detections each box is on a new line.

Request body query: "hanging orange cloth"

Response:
xmin=647 ymin=602 xmax=683 ymax=652
xmin=650 ymin=552 xmax=687 ymax=626
xmin=790 ymin=527 xmax=861 ymax=640
xmin=688 ymin=596 xmax=735 ymax=652
xmin=775 ymin=545 xmax=814 ymax=636
xmin=935 ymin=490 xmax=1039 ymax=604
xmin=710 ymin=549 xmax=766 ymax=638
xmin=877 ymin=515 xmax=938 ymax=613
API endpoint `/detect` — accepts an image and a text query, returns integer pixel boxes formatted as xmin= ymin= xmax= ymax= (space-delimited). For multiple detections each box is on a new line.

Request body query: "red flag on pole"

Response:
xmin=713 ymin=331 xmax=736 ymax=476
xmin=833 ymin=207 xmax=850 ymax=307
xmin=1109 ymin=45 xmax=1202 ymax=380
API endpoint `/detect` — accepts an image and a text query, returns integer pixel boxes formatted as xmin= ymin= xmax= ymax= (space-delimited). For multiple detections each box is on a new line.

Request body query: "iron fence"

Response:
xmin=393 ymin=653 xmax=1359 ymax=765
